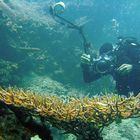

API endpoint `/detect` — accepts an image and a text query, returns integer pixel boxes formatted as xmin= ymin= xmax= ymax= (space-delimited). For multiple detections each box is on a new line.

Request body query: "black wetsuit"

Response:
xmin=81 ymin=39 xmax=140 ymax=96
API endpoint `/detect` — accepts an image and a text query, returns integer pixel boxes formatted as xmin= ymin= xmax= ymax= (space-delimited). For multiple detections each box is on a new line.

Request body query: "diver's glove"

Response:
xmin=117 ymin=64 xmax=133 ymax=75
xmin=81 ymin=53 xmax=91 ymax=65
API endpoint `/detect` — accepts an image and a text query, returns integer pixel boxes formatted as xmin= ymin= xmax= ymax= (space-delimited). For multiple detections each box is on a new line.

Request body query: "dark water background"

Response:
xmin=0 ymin=0 xmax=140 ymax=94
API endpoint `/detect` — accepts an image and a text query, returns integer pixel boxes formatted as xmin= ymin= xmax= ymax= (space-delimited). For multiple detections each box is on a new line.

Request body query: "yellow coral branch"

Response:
xmin=0 ymin=87 xmax=140 ymax=136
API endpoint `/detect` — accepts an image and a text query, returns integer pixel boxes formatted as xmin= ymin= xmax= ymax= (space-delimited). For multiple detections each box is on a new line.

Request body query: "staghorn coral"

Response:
xmin=0 ymin=87 xmax=140 ymax=140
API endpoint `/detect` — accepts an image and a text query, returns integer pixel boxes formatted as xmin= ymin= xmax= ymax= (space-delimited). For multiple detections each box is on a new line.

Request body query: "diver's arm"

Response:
xmin=128 ymin=47 xmax=140 ymax=75
xmin=81 ymin=53 xmax=103 ymax=83
xmin=116 ymin=63 xmax=140 ymax=76
xmin=81 ymin=63 xmax=102 ymax=83
xmin=116 ymin=42 xmax=140 ymax=76
xmin=130 ymin=64 xmax=140 ymax=76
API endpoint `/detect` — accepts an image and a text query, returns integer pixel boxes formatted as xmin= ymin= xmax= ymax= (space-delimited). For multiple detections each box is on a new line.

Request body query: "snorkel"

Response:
xmin=50 ymin=1 xmax=91 ymax=55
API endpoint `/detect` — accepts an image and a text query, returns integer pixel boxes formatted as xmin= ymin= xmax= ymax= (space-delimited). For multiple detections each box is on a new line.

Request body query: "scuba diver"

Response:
xmin=81 ymin=37 xmax=140 ymax=96
xmin=50 ymin=2 xmax=140 ymax=96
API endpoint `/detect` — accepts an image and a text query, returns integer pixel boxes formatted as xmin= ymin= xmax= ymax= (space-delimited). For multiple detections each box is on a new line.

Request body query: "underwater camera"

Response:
xmin=50 ymin=1 xmax=65 ymax=15
xmin=92 ymin=52 xmax=116 ymax=74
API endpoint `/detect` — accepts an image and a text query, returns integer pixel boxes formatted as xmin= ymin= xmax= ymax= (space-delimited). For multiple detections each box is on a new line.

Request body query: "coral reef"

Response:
xmin=102 ymin=118 xmax=140 ymax=140
xmin=0 ymin=87 xmax=139 ymax=140
xmin=0 ymin=102 xmax=32 ymax=140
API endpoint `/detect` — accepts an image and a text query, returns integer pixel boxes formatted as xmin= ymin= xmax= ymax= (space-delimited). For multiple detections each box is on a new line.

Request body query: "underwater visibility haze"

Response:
xmin=0 ymin=0 xmax=140 ymax=140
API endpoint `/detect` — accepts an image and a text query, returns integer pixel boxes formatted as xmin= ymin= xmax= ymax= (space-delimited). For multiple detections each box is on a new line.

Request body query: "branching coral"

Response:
xmin=0 ymin=87 xmax=140 ymax=140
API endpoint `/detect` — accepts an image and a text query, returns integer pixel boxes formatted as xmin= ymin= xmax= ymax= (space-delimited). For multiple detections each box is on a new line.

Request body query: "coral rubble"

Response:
xmin=0 ymin=87 xmax=140 ymax=140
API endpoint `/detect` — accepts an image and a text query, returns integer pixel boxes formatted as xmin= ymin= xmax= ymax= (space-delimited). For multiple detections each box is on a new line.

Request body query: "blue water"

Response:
xmin=0 ymin=0 xmax=140 ymax=93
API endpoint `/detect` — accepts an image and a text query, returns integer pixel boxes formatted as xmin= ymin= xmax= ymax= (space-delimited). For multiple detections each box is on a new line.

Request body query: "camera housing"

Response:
xmin=92 ymin=52 xmax=116 ymax=74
